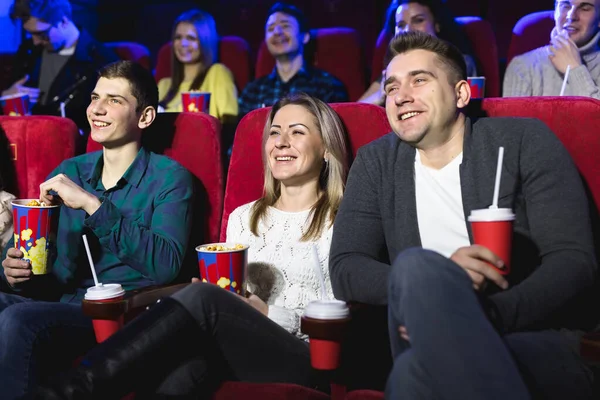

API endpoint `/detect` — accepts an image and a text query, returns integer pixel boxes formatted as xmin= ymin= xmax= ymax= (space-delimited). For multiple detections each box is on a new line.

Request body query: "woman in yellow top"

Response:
xmin=157 ymin=9 xmax=238 ymax=122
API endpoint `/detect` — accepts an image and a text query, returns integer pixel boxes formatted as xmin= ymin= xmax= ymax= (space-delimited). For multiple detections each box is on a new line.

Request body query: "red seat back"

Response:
xmin=221 ymin=102 xmax=389 ymax=241
xmin=255 ymin=28 xmax=367 ymax=101
xmin=478 ymin=97 xmax=600 ymax=210
xmin=154 ymin=36 xmax=252 ymax=92
xmin=371 ymin=16 xmax=500 ymax=97
xmin=0 ymin=116 xmax=78 ymax=198
xmin=105 ymin=42 xmax=151 ymax=70
xmin=87 ymin=112 xmax=223 ymax=243
xmin=506 ymin=11 xmax=555 ymax=67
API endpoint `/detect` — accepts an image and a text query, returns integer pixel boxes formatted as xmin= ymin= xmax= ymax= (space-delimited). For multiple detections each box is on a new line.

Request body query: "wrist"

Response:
xmin=84 ymin=195 xmax=102 ymax=215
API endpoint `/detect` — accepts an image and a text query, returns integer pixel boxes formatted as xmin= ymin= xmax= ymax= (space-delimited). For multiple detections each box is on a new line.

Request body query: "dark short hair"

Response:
xmin=98 ymin=61 xmax=158 ymax=112
xmin=266 ymin=2 xmax=309 ymax=33
xmin=384 ymin=31 xmax=467 ymax=84
xmin=10 ymin=0 xmax=72 ymax=25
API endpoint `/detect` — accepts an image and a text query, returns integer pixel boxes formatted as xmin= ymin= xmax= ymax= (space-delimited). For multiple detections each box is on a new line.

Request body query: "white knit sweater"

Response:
xmin=226 ymin=201 xmax=335 ymax=339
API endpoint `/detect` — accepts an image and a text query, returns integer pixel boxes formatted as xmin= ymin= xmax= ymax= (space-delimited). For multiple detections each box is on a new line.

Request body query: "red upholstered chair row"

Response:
xmin=371 ymin=16 xmax=500 ymax=97
xmin=154 ymin=36 xmax=252 ymax=92
xmin=105 ymin=42 xmax=151 ymax=70
xmin=86 ymin=112 xmax=223 ymax=243
xmin=506 ymin=10 xmax=554 ymax=68
xmin=0 ymin=116 xmax=78 ymax=199
xmin=255 ymin=28 xmax=367 ymax=101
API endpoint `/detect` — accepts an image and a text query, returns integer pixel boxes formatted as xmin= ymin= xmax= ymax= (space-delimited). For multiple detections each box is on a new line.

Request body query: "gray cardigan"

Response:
xmin=329 ymin=117 xmax=598 ymax=333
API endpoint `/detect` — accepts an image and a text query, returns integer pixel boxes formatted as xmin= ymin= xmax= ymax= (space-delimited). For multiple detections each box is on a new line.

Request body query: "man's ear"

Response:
xmin=302 ymin=32 xmax=310 ymax=45
xmin=455 ymin=80 xmax=470 ymax=109
xmin=137 ymin=106 xmax=156 ymax=129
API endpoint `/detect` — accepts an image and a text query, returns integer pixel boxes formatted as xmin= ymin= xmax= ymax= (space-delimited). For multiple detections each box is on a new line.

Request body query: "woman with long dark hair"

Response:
xmin=359 ymin=0 xmax=477 ymax=104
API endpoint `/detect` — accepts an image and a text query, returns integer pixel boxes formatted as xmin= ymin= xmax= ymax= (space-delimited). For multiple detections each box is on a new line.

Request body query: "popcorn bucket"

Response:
xmin=195 ymin=243 xmax=248 ymax=296
xmin=1 ymin=93 xmax=30 ymax=116
xmin=12 ymin=199 xmax=60 ymax=274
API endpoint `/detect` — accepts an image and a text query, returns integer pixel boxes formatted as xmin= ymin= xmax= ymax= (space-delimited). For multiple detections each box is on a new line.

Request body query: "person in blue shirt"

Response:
xmin=238 ymin=2 xmax=348 ymax=118
xmin=0 ymin=60 xmax=195 ymax=399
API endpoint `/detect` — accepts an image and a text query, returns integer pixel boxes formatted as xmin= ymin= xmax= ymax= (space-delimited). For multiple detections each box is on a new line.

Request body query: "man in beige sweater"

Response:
xmin=503 ymin=0 xmax=600 ymax=98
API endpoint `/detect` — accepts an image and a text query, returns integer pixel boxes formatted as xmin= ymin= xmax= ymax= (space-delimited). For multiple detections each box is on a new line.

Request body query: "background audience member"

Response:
xmin=238 ymin=2 xmax=348 ymax=118
xmin=157 ymin=8 xmax=238 ymax=124
xmin=2 ymin=0 xmax=118 ymax=141
xmin=359 ymin=0 xmax=477 ymax=105
xmin=36 ymin=93 xmax=351 ymax=399
xmin=504 ymin=0 xmax=600 ymax=98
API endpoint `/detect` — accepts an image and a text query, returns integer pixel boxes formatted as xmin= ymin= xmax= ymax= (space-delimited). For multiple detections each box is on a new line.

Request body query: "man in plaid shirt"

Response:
xmin=238 ymin=2 xmax=349 ymax=118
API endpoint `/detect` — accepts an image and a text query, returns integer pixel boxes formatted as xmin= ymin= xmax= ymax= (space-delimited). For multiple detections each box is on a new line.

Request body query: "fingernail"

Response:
xmin=496 ymin=260 xmax=504 ymax=268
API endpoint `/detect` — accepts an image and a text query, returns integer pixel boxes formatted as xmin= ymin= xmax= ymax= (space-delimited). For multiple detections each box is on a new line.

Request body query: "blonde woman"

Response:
xmin=157 ymin=9 xmax=238 ymax=122
xmin=37 ymin=93 xmax=351 ymax=399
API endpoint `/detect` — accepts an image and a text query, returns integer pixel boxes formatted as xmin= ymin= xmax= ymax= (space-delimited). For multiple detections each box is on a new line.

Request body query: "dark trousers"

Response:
xmin=149 ymin=283 xmax=315 ymax=396
xmin=0 ymin=292 xmax=95 ymax=400
xmin=386 ymin=248 xmax=595 ymax=400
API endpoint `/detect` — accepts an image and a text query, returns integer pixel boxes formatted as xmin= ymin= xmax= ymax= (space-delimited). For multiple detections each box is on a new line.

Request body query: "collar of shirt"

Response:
xmin=85 ymin=147 xmax=151 ymax=191
xmin=268 ymin=65 xmax=312 ymax=83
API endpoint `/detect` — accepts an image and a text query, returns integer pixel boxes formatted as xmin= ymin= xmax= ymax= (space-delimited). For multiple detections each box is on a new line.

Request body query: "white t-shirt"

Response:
xmin=415 ymin=151 xmax=470 ymax=257
xmin=226 ymin=201 xmax=334 ymax=339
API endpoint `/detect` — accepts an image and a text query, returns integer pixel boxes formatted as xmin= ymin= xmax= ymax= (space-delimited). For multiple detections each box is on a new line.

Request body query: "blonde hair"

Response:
xmin=249 ymin=93 xmax=350 ymax=241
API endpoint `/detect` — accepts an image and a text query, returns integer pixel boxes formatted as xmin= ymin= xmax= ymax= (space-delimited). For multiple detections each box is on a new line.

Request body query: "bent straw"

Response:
xmin=491 ymin=147 xmax=505 ymax=209
xmin=311 ymin=245 xmax=327 ymax=300
xmin=560 ymin=65 xmax=571 ymax=96
xmin=82 ymin=234 xmax=101 ymax=287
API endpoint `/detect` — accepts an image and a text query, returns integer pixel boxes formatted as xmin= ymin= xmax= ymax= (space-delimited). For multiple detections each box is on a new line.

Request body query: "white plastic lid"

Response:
xmin=468 ymin=208 xmax=515 ymax=222
xmin=303 ymin=300 xmax=350 ymax=320
xmin=84 ymin=283 xmax=125 ymax=300
xmin=0 ymin=93 xmax=28 ymax=100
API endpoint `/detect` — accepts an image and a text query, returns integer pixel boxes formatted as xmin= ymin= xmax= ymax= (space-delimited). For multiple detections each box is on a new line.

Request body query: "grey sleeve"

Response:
xmin=329 ymin=149 xmax=391 ymax=305
xmin=565 ymin=64 xmax=600 ymax=99
xmin=488 ymin=119 xmax=597 ymax=332
xmin=503 ymin=56 xmax=533 ymax=97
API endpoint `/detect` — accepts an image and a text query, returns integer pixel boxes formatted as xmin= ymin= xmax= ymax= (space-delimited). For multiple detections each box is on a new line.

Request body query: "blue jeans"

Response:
xmin=386 ymin=248 xmax=595 ymax=400
xmin=0 ymin=292 xmax=96 ymax=399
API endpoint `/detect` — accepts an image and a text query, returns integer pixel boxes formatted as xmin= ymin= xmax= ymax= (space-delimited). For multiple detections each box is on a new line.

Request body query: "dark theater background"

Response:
xmin=0 ymin=0 xmax=553 ymax=93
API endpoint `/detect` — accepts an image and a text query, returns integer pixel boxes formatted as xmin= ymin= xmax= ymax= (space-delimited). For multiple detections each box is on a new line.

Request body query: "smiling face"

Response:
xmin=555 ymin=0 xmax=600 ymax=46
xmin=265 ymin=104 xmax=326 ymax=187
xmin=395 ymin=2 xmax=439 ymax=36
xmin=265 ymin=12 xmax=309 ymax=58
xmin=23 ymin=16 xmax=67 ymax=52
xmin=87 ymin=77 xmax=145 ymax=147
xmin=173 ymin=22 xmax=201 ymax=64
xmin=384 ymin=49 xmax=468 ymax=148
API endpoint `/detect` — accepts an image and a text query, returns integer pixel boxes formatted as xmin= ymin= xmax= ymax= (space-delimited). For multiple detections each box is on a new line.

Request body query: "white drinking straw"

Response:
xmin=560 ymin=65 xmax=571 ymax=96
xmin=311 ymin=245 xmax=327 ymax=300
xmin=59 ymin=102 xmax=66 ymax=118
xmin=82 ymin=234 xmax=101 ymax=287
xmin=491 ymin=147 xmax=505 ymax=209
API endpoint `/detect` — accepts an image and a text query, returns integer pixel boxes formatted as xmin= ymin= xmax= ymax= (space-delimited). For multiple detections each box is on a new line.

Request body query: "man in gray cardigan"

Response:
xmin=503 ymin=0 xmax=600 ymax=98
xmin=330 ymin=31 xmax=598 ymax=399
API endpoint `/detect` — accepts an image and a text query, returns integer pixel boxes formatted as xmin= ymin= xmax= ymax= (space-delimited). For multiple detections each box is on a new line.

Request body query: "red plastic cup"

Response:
xmin=468 ymin=208 xmax=515 ymax=275
xmin=85 ymin=283 xmax=126 ymax=343
xmin=467 ymin=76 xmax=486 ymax=99
xmin=196 ymin=243 xmax=248 ymax=296
xmin=1 ymin=93 xmax=30 ymax=116
xmin=181 ymin=92 xmax=211 ymax=113
xmin=12 ymin=199 xmax=60 ymax=275
xmin=300 ymin=300 xmax=351 ymax=370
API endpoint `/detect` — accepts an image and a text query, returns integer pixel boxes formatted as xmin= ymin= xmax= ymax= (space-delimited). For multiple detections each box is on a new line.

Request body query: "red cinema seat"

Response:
xmin=105 ymin=42 xmax=151 ymax=70
xmin=0 ymin=116 xmax=78 ymax=198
